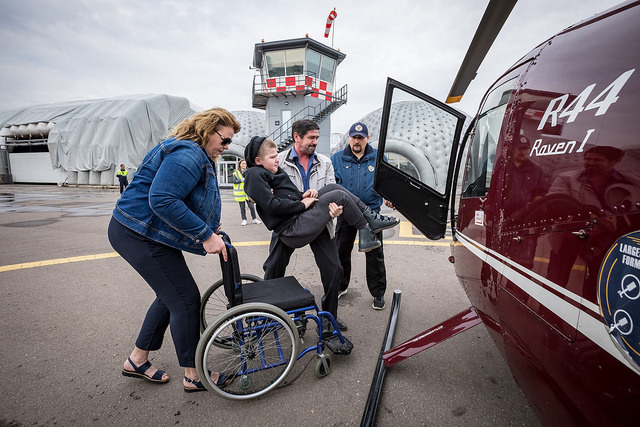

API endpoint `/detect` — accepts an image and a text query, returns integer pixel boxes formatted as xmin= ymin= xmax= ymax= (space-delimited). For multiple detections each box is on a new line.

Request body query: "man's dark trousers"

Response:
xmin=335 ymin=217 xmax=386 ymax=298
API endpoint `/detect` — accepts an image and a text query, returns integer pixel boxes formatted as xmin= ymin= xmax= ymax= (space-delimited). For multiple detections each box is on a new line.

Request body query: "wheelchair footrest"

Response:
xmin=325 ymin=335 xmax=353 ymax=355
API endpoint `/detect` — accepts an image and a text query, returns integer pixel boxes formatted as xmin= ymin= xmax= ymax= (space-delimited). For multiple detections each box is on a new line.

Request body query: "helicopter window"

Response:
xmin=462 ymin=78 xmax=516 ymax=198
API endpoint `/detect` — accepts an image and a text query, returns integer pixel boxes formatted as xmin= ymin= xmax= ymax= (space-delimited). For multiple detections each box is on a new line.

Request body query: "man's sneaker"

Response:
xmin=363 ymin=207 xmax=399 ymax=233
xmin=252 ymin=218 xmax=261 ymax=224
xmin=372 ymin=296 xmax=385 ymax=310
xmin=241 ymin=219 xmax=247 ymax=226
xmin=337 ymin=288 xmax=348 ymax=299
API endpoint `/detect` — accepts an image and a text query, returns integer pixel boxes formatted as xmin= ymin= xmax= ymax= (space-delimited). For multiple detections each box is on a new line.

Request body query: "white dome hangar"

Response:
xmin=335 ymin=101 xmax=470 ymax=194
xmin=0 ymin=96 xmax=266 ymax=187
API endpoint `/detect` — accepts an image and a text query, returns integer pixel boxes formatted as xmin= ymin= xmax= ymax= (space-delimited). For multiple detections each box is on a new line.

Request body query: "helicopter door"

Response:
xmin=374 ymin=78 xmax=467 ymax=240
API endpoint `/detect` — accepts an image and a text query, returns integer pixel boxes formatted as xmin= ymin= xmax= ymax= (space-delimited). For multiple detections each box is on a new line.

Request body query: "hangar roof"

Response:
xmin=0 ymin=94 xmax=195 ymax=172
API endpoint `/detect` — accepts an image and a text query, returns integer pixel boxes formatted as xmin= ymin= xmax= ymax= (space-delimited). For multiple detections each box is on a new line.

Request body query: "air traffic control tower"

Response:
xmin=251 ymin=37 xmax=347 ymax=156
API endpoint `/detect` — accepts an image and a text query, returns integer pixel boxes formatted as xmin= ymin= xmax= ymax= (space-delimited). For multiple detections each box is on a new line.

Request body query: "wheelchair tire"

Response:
xmin=195 ymin=302 xmax=300 ymax=400
xmin=200 ymin=274 xmax=262 ymax=332
xmin=314 ymin=352 xmax=332 ymax=378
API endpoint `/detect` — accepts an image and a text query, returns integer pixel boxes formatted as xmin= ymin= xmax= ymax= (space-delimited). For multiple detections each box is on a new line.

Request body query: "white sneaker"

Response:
xmin=241 ymin=220 xmax=247 ymax=226
xmin=252 ymin=218 xmax=261 ymax=224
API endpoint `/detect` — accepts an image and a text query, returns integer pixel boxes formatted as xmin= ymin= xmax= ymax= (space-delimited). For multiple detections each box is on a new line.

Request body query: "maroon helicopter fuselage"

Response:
xmin=452 ymin=2 xmax=640 ymax=424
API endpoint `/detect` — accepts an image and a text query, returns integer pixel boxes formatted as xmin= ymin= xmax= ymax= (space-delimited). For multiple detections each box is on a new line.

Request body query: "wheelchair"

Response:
xmin=195 ymin=233 xmax=353 ymax=400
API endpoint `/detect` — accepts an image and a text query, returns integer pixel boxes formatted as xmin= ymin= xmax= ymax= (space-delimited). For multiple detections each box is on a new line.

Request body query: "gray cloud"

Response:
xmin=0 ymin=0 xmax=623 ymax=133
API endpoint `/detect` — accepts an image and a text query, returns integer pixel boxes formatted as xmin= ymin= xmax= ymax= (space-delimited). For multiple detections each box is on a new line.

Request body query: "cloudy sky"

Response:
xmin=0 ymin=0 xmax=625 ymax=133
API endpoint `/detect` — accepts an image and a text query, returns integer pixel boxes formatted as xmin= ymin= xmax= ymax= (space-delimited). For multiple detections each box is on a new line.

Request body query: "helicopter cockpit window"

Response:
xmin=462 ymin=78 xmax=517 ymax=198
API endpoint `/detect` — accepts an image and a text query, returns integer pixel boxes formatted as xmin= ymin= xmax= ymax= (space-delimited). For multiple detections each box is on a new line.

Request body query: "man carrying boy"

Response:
xmin=262 ymin=120 xmax=346 ymax=331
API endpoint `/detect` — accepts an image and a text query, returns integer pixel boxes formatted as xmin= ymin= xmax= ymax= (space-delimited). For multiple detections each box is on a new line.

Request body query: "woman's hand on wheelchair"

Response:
xmin=203 ymin=233 xmax=228 ymax=261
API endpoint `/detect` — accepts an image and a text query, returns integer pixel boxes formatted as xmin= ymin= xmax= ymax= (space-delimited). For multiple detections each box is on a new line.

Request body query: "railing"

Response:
xmin=252 ymin=71 xmax=319 ymax=98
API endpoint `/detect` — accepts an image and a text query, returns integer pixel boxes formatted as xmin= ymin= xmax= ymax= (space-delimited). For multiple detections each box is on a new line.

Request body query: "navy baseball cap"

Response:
xmin=349 ymin=122 xmax=369 ymax=137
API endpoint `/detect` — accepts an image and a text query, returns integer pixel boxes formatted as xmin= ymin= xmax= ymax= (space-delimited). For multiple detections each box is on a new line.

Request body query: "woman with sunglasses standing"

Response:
xmin=108 ymin=108 xmax=241 ymax=392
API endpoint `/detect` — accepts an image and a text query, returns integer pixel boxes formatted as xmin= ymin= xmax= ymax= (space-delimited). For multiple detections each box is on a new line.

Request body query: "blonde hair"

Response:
xmin=170 ymin=108 xmax=241 ymax=147
xmin=257 ymin=138 xmax=277 ymax=160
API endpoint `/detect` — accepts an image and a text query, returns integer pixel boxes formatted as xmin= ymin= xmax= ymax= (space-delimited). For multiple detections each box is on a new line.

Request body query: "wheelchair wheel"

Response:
xmin=200 ymin=274 xmax=262 ymax=332
xmin=195 ymin=302 xmax=300 ymax=400
xmin=314 ymin=352 xmax=332 ymax=378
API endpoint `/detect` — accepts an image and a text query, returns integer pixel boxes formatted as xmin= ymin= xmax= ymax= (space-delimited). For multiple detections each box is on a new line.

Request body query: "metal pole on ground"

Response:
xmin=360 ymin=289 xmax=402 ymax=427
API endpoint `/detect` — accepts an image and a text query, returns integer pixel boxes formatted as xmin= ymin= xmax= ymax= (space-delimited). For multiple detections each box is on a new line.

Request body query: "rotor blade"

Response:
xmin=446 ymin=0 xmax=517 ymax=104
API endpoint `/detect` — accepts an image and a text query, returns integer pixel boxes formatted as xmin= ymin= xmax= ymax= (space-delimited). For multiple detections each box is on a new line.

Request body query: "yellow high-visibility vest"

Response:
xmin=233 ymin=169 xmax=248 ymax=202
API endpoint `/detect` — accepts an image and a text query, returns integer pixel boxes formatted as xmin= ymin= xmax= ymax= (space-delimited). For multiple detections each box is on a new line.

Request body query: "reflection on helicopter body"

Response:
xmin=545 ymin=145 xmax=640 ymax=287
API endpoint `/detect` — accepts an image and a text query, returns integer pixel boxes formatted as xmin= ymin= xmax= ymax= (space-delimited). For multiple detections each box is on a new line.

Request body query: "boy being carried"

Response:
xmin=243 ymin=136 xmax=398 ymax=253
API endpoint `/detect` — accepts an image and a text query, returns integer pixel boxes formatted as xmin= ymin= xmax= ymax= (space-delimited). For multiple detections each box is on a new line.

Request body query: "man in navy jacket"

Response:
xmin=332 ymin=122 xmax=392 ymax=310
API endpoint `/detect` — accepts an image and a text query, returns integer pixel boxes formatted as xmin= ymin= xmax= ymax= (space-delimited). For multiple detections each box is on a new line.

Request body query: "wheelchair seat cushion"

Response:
xmin=241 ymin=276 xmax=316 ymax=311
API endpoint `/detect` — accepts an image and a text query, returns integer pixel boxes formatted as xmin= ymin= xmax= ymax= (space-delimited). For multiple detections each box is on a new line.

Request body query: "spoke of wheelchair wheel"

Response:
xmin=205 ymin=316 xmax=294 ymax=395
xmin=205 ymin=292 xmax=227 ymax=322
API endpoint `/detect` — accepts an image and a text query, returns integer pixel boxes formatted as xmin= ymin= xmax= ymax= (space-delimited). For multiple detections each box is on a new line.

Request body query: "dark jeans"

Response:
xmin=336 ymin=217 xmax=387 ymax=298
xmin=238 ymin=200 xmax=256 ymax=221
xmin=108 ymin=217 xmax=201 ymax=368
xmin=118 ymin=179 xmax=128 ymax=194
xmin=263 ymin=228 xmax=342 ymax=318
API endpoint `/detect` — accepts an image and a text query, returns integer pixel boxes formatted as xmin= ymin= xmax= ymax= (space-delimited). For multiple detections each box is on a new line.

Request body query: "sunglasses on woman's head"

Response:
xmin=214 ymin=129 xmax=232 ymax=146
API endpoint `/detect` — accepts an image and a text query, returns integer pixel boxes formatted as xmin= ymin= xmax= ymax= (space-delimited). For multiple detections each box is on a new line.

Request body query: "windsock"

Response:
xmin=324 ymin=9 xmax=337 ymax=38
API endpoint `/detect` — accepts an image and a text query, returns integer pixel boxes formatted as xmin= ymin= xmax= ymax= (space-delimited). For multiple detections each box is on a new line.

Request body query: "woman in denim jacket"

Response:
xmin=108 ymin=108 xmax=240 ymax=392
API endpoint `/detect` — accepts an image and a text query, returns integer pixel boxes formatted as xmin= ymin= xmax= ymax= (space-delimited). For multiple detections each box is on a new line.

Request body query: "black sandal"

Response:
xmin=183 ymin=375 xmax=207 ymax=393
xmin=183 ymin=372 xmax=234 ymax=393
xmin=121 ymin=357 xmax=169 ymax=383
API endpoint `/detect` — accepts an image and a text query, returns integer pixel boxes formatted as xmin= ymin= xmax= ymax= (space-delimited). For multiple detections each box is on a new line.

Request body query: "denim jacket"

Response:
xmin=112 ymin=137 xmax=221 ymax=255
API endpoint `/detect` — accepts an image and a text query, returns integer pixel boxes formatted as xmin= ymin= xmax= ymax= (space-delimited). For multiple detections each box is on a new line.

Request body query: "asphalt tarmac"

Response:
xmin=0 ymin=184 xmax=540 ymax=426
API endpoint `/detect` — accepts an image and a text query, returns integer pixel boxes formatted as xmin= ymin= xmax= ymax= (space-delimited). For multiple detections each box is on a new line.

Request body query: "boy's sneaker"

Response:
xmin=241 ymin=219 xmax=247 ymax=226
xmin=337 ymin=288 xmax=348 ymax=299
xmin=252 ymin=218 xmax=261 ymax=224
xmin=372 ymin=296 xmax=385 ymax=310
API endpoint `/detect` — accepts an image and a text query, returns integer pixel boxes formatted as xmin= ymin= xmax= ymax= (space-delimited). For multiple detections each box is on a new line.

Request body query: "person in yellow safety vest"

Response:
xmin=233 ymin=159 xmax=261 ymax=226
xmin=116 ymin=164 xmax=129 ymax=194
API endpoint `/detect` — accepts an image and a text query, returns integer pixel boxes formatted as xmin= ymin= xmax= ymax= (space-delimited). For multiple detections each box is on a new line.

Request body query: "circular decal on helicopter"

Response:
xmin=598 ymin=231 xmax=640 ymax=368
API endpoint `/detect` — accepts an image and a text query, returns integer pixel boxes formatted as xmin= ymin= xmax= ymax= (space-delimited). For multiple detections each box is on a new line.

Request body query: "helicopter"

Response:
xmin=368 ymin=0 xmax=640 ymax=424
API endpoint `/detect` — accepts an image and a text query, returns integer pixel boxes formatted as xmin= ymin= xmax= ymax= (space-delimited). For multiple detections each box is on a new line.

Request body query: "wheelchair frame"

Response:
xmin=195 ymin=233 xmax=352 ymax=400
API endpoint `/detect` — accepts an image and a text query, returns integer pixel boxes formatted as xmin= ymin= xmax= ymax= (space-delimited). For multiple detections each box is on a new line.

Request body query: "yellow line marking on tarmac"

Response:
xmin=399 ymin=221 xmax=427 ymax=239
xmin=0 ymin=235 xmax=451 ymax=272
xmin=0 ymin=252 xmax=121 ymax=272
xmin=234 ymin=241 xmax=271 ymax=247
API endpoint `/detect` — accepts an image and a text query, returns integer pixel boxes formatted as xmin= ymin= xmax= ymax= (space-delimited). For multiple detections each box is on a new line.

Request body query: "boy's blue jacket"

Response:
xmin=331 ymin=144 xmax=383 ymax=212
xmin=112 ymin=137 xmax=221 ymax=255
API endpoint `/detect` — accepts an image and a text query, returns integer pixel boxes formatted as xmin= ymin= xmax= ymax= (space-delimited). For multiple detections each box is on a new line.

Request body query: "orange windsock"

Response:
xmin=324 ymin=9 xmax=337 ymax=38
